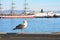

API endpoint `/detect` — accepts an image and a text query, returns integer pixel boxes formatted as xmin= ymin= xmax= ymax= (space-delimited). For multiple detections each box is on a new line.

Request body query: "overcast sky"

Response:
xmin=1 ymin=0 xmax=60 ymax=11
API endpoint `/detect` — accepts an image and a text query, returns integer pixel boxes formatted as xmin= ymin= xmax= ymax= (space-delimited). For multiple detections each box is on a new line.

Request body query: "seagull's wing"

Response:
xmin=15 ymin=24 xmax=25 ymax=29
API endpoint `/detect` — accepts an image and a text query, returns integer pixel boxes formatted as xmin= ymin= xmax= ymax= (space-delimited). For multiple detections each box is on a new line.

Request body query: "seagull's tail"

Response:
xmin=13 ymin=28 xmax=16 ymax=30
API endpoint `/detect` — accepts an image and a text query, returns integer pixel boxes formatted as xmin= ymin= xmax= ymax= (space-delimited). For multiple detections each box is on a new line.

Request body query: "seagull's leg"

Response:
xmin=21 ymin=29 xmax=22 ymax=33
xmin=21 ymin=29 xmax=24 ymax=33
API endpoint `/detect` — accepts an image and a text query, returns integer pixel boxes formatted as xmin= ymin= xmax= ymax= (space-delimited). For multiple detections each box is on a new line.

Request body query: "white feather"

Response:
xmin=23 ymin=20 xmax=27 ymax=28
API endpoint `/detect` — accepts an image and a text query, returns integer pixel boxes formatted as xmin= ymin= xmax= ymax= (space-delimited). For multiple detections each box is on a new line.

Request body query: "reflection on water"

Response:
xmin=0 ymin=18 xmax=60 ymax=33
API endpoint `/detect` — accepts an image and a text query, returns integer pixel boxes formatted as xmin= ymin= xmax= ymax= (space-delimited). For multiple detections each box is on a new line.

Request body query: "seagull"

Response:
xmin=13 ymin=20 xmax=27 ymax=32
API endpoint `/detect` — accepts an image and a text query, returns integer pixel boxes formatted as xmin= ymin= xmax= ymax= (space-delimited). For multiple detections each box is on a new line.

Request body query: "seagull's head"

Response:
xmin=23 ymin=20 xmax=27 ymax=23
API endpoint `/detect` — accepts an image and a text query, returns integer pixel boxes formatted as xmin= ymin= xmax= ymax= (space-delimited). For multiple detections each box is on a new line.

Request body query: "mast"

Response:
xmin=11 ymin=0 xmax=15 ymax=16
xmin=24 ymin=0 xmax=28 ymax=16
xmin=0 ymin=0 xmax=2 ymax=15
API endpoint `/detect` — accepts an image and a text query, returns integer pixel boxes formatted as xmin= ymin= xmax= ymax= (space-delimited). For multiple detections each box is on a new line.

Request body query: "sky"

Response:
xmin=1 ymin=0 xmax=60 ymax=11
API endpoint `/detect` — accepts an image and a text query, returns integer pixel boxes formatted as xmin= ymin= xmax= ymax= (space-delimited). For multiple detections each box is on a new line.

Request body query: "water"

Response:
xmin=0 ymin=18 xmax=60 ymax=33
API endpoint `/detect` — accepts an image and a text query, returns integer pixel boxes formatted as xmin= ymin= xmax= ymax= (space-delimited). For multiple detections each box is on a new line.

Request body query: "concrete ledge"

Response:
xmin=0 ymin=32 xmax=7 ymax=34
xmin=0 ymin=33 xmax=60 ymax=40
xmin=0 ymin=33 xmax=60 ymax=37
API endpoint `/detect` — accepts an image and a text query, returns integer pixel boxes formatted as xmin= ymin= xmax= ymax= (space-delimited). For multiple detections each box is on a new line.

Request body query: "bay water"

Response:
xmin=0 ymin=18 xmax=60 ymax=33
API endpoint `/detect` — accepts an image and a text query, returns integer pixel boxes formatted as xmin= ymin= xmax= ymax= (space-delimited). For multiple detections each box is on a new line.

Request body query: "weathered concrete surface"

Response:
xmin=0 ymin=33 xmax=60 ymax=40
